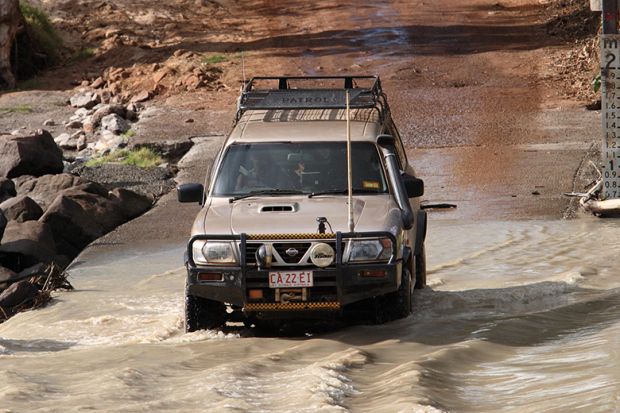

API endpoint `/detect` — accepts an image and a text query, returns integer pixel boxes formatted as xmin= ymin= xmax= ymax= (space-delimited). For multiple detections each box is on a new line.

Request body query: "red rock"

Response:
xmin=153 ymin=70 xmax=168 ymax=85
xmin=131 ymin=90 xmax=151 ymax=103
xmin=91 ymin=77 xmax=105 ymax=88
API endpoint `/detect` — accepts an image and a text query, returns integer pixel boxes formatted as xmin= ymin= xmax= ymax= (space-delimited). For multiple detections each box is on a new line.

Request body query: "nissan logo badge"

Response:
xmin=285 ymin=247 xmax=299 ymax=257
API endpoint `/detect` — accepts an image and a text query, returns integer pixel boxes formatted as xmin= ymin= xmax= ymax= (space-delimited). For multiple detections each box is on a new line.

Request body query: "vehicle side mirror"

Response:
xmin=177 ymin=183 xmax=204 ymax=204
xmin=403 ymin=175 xmax=424 ymax=198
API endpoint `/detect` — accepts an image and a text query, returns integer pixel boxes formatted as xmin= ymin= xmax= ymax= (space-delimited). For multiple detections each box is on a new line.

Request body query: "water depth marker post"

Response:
xmin=600 ymin=0 xmax=620 ymax=199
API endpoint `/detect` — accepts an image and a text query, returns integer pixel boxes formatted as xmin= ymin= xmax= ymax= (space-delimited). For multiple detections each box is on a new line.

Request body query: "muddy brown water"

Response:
xmin=0 ymin=0 xmax=608 ymax=411
xmin=1 ymin=218 xmax=620 ymax=412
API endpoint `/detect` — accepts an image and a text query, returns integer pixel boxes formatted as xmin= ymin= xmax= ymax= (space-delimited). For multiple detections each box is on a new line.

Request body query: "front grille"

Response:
xmin=242 ymin=240 xmax=344 ymax=267
xmin=244 ymin=243 xmax=260 ymax=266
xmin=273 ymin=242 xmax=311 ymax=263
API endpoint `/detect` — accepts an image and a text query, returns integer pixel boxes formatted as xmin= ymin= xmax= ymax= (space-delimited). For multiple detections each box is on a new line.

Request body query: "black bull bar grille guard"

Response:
xmin=186 ymin=231 xmax=398 ymax=269
xmin=186 ymin=232 xmax=399 ymax=311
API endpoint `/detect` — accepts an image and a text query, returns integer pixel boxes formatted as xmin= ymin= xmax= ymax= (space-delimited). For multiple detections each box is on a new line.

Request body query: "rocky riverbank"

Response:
xmin=0 ymin=86 xmax=187 ymax=320
xmin=0 ymin=129 xmax=154 ymax=319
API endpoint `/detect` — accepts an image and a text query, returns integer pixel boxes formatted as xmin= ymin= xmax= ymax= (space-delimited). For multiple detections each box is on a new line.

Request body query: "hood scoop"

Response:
xmin=259 ymin=203 xmax=298 ymax=213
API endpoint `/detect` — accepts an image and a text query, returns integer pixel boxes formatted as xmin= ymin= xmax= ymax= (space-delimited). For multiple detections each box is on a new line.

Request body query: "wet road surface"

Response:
xmin=2 ymin=218 xmax=620 ymax=412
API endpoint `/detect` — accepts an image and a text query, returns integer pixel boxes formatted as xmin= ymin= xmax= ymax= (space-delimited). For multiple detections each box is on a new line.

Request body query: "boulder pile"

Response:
xmin=58 ymin=98 xmax=142 ymax=157
xmin=0 ymin=130 xmax=153 ymax=321
xmin=81 ymin=50 xmax=224 ymax=104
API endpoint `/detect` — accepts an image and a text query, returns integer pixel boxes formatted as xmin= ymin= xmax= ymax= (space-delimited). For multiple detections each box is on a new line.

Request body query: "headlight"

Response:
xmin=192 ymin=241 xmax=237 ymax=265
xmin=346 ymin=238 xmax=393 ymax=262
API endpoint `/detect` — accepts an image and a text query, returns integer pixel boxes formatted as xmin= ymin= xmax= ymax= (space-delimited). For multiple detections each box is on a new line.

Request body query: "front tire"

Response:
xmin=414 ymin=244 xmax=427 ymax=289
xmin=184 ymin=294 xmax=227 ymax=332
xmin=393 ymin=267 xmax=413 ymax=319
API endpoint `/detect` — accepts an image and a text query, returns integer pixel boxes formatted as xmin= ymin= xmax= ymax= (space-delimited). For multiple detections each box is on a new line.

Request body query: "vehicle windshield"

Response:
xmin=211 ymin=142 xmax=389 ymax=197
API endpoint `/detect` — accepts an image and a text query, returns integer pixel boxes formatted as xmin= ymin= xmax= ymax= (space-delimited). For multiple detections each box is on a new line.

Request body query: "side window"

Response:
xmin=385 ymin=119 xmax=408 ymax=171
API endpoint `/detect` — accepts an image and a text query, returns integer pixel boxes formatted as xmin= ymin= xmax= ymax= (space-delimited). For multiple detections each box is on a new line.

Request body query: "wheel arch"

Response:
xmin=401 ymin=244 xmax=414 ymax=283
xmin=414 ymin=210 xmax=427 ymax=256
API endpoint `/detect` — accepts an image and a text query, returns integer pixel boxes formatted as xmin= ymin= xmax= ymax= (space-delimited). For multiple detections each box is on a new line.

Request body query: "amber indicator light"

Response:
xmin=197 ymin=272 xmax=223 ymax=282
xmin=360 ymin=270 xmax=387 ymax=278
xmin=248 ymin=289 xmax=264 ymax=299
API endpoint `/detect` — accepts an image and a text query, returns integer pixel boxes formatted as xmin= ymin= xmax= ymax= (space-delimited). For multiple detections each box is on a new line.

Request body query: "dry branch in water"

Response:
xmin=0 ymin=262 xmax=73 ymax=323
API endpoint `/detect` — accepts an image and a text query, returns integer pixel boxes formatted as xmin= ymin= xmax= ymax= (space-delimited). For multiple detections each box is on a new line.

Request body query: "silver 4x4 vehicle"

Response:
xmin=178 ymin=76 xmax=426 ymax=331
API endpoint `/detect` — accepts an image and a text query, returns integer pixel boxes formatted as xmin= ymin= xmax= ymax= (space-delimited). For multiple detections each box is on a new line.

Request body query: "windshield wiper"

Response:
xmin=308 ymin=189 xmax=379 ymax=198
xmin=229 ymin=189 xmax=305 ymax=203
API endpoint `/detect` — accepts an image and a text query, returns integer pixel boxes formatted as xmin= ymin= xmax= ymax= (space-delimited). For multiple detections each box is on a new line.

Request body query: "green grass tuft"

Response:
xmin=19 ymin=2 xmax=62 ymax=63
xmin=69 ymin=47 xmax=96 ymax=63
xmin=201 ymin=54 xmax=228 ymax=64
xmin=86 ymin=148 xmax=163 ymax=168
xmin=1 ymin=104 xmax=33 ymax=113
xmin=121 ymin=129 xmax=136 ymax=139
xmin=593 ymin=74 xmax=601 ymax=93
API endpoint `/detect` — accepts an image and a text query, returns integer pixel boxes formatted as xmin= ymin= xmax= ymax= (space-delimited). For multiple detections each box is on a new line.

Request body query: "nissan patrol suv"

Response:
xmin=178 ymin=76 xmax=427 ymax=331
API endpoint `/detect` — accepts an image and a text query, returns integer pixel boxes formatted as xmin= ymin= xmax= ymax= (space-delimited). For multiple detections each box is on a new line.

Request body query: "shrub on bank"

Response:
xmin=86 ymin=148 xmax=163 ymax=168
xmin=12 ymin=1 xmax=62 ymax=81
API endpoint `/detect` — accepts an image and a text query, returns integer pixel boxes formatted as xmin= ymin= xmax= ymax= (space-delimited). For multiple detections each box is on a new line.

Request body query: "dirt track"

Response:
xmin=92 ymin=0 xmax=598 ymax=246
xmin=2 ymin=0 xmax=601 ymax=243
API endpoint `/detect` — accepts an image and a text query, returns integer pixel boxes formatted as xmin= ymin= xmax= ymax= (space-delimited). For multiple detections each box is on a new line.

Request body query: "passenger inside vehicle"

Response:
xmin=214 ymin=142 xmax=388 ymax=196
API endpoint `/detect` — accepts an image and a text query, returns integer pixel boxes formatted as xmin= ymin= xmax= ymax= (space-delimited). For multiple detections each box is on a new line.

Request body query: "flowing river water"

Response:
xmin=1 ymin=217 xmax=620 ymax=412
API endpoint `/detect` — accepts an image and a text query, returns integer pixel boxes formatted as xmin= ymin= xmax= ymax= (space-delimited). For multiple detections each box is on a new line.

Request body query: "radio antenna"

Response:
xmin=236 ymin=51 xmax=247 ymax=113
xmin=346 ymin=89 xmax=354 ymax=233
xmin=241 ymin=50 xmax=246 ymax=85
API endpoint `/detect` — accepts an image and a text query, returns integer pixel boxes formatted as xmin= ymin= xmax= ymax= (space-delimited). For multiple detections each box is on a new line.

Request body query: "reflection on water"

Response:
xmin=1 ymin=218 xmax=620 ymax=412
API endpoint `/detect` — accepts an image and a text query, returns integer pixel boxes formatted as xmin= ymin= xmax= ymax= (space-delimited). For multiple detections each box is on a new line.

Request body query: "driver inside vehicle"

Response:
xmin=235 ymin=154 xmax=273 ymax=190
xmin=293 ymin=161 xmax=305 ymax=185
xmin=215 ymin=142 xmax=388 ymax=196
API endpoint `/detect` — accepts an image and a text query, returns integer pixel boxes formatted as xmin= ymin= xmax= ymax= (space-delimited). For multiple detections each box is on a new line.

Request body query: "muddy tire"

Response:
xmin=184 ymin=294 xmax=227 ymax=332
xmin=414 ymin=243 xmax=427 ymax=289
xmin=393 ymin=267 xmax=413 ymax=319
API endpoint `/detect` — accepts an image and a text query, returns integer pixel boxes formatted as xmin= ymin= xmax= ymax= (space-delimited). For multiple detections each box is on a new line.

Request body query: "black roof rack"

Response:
xmin=235 ymin=75 xmax=390 ymax=123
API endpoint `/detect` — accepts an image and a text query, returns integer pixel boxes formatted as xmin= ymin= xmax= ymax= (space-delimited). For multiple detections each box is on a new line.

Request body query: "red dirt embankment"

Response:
xmin=8 ymin=0 xmax=602 ymax=229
